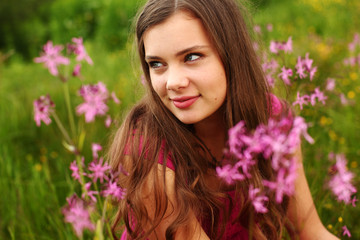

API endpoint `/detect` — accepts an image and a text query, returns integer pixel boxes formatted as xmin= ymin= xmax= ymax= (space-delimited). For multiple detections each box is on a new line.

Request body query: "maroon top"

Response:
xmin=121 ymin=142 xmax=248 ymax=239
xmin=158 ymin=152 xmax=249 ymax=239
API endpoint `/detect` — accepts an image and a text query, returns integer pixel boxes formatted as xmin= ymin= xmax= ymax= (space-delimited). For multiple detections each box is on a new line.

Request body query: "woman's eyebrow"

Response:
xmin=145 ymin=45 xmax=209 ymax=60
xmin=174 ymin=45 xmax=209 ymax=57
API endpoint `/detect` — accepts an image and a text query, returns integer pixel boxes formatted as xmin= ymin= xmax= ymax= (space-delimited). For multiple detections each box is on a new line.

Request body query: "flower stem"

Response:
xmin=63 ymin=82 xmax=77 ymax=140
xmin=51 ymin=111 xmax=73 ymax=146
xmin=76 ymin=155 xmax=88 ymax=198
xmin=101 ymin=196 xmax=108 ymax=223
xmin=101 ymin=197 xmax=115 ymax=240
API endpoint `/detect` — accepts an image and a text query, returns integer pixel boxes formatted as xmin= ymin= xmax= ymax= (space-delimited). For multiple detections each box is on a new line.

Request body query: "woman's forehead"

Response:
xmin=143 ymin=11 xmax=212 ymax=57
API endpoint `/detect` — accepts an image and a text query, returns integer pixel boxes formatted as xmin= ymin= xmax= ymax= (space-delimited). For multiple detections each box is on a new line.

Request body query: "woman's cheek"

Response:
xmin=151 ymin=79 xmax=162 ymax=97
xmin=153 ymin=78 xmax=165 ymax=96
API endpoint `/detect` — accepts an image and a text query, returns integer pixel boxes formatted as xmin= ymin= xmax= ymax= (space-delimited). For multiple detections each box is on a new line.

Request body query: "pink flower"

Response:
xmin=102 ymin=180 xmax=126 ymax=201
xmin=348 ymin=33 xmax=359 ymax=52
xmin=292 ymin=92 xmax=310 ymax=110
xmin=266 ymin=74 xmax=276 ymax=87
xmin=220 ymin=115 xmax=313 ymax=205
xmin=82 ymin=182 xmax=99 ymax=202
xmin=328 ymin=152 xmax=335 ymax=160
xmin=72 ymin=63 xmax=81 ymax=77
xmin=70 ymin=161 xmax=81 ymax=181
xmin=216 ymin=164 xmax=245 ymax=184
xmin=234 ymin=154 xmax=257 ymax=177
xmin=326 ymin=78 xmax=336 ymax=91
xmin=111 ymin=91 xmax=121 ymax=104
xmin=254 ymin=25 xmax=262 ymax=34
xmin=343 ymin=57 xmax=357 ymax=66
xmin=348 ymin=42 xmax=356 ymax=52
xmin=354 ymin=33 xmax=360 ymax=42
xmin=33 ymin=94 xmax=55 ymax=126
xmin=295 ymin=56 xmax=307 ymax=79
xmin=228 ymin=121 xmax=247 ymax=159
xmin=105 ymin=115 xmax=112 ymax=128
xmin=263 ymin=161 xmax=298 ymax=203
xmin=249 ymin=185 xmax=268 ymax=213
xmin=88 ymin=157 xmax=111 ymax=183
xmin=253 ymin=42 xmax=259 ymax=51
xmin=283 ymin=37 xmax=292 ymax=53
xmin=228 ymin=121 xmax=262 ymax=176
xmin=328 ymin=154 xmax=357 ymax=204
xmin=62 ymin=194 xmax=95 ymax=237
xmin=340 ymin=93 xmax=349 ymax=105
xmin=266 ymin=24 xmax=273 ymax=32
xmin=69 ymin=158 xmax=85 ymax=182
xmin=342 ymin=225 xmax=351 ymax=237
xmin=302 ymin=53 xmax=313 ymax=70
xmin=310 ymin=87 xmax=327 ymax=106
xmin=262 ymin=133 xmax=289 ymax=170
xmin=262 ymin=58 xmax=279 ymax=73
xmin=91 ymin=143 xmax=102 ymax=159
xmin=76 ymin=82 xmax=110 ymax=122
xmin=34 ymin=41 xmax=70 ymax=76
xmin=308 ymin=66 xmax=317 ymax=81
xmin=278 ymin=66 xmax=293 ymax=85
xmin=269 ymin=37 xmax=292 ymax=54
xmin=269 ymin=93 xmax=283 ymax=116
xmin=295 ymin=65 xmax=307 ymax=79
xmin=292 ymin=117 xmax=314 ymax=144
xmin=118 ymin=164 xmax=129 ymax=176
xmin=262 ymin=58 xmax=279 ymax=88
xmin=70 ymin=37 xmax=93 ymax=65
xmin=295 ymin=53 xmax=318 ymax=80
xmin=270 ymin=41 xmax=280 ymax=54
xmin=351 ymin=196 xmax=358 ymax=207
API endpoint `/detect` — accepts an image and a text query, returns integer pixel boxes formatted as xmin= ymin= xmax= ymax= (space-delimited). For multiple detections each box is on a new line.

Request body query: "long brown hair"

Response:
xmin=109 ymin=0 xmax=290 ymax=239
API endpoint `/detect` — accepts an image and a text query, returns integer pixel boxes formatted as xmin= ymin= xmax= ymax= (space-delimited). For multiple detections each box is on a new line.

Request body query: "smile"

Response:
xmin=171 ymin=96 xmax=200 ymax=109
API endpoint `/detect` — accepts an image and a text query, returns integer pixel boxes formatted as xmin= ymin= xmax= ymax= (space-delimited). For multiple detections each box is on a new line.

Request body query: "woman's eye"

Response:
xmin=149 ymin=61 xmax=163 ymax=69
xmin=185 ymin=53 xmax=202 ymax=62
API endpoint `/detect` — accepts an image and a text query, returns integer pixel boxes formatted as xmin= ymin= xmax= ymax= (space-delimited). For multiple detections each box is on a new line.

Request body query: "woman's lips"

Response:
xmin=171 ymin=96 xmax=200 ymax=109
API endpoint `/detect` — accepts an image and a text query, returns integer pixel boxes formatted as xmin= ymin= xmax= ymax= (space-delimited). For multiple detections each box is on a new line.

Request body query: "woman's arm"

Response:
xmin=287 ymin=147 xmax=339 ymax=240
xmin=141 ymin=164 xmax=210 ymax=240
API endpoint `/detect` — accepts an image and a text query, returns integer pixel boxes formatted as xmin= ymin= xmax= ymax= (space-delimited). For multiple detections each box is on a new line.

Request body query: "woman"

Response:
xmin=109 ymin=0 xmax=339 ymax=239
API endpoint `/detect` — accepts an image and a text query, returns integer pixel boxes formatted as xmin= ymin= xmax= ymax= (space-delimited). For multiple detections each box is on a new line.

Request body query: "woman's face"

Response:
xmin=143 ymin=10 xmax=227 ymax=125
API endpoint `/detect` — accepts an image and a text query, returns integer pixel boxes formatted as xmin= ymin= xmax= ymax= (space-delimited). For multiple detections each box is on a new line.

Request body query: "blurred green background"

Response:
xmin=0 ymin=0 xmax=359 ymax=239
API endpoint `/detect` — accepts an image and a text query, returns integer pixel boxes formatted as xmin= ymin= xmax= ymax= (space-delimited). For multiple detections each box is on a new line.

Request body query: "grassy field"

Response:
xmin=1 ymin=0 xmax=359 ymax=239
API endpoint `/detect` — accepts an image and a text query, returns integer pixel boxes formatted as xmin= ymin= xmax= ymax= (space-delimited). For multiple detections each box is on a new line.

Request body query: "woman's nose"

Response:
xmin=166 ymin=66 xmax=190 ymax=91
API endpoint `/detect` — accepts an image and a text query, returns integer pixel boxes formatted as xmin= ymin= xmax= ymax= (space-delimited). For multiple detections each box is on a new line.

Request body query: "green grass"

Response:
xmin=0 ymin=41 xmax=140 ymax=239
xmin=1 ymin=0 xmax=359 ymax=239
